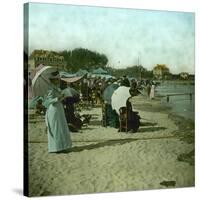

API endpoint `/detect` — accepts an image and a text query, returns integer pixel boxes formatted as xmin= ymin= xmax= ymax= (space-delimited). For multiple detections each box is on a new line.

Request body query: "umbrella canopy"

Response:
xmin=99 ymin=74 xmax=113 ymax=80
xmin=76 ymin=69 xmax=88 ymax=76
xmin=111 ymin=86 xmax=131 ymax=115
xmin=61 ymin=76 xmax=83 ymax=83
xmin=59 ymin=71 xmax=77 ymax=78
xmin=103 ymin=83 xmax=119 ymax=104
xmin=92 ymin=67 xmax=108 ymax=74
xmin=29 ymin=64 xmax=45 ymax=80
xmin=32 ymin=66 xmax=58 ymax=97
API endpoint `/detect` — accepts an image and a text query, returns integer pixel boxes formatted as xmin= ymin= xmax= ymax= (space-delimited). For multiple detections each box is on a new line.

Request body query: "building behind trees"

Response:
xmin=28 ymin=50 xmax=66 ymax=70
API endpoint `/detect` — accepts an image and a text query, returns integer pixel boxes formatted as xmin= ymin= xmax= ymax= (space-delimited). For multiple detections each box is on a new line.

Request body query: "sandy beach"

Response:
xmin=27 ymin=95 xmax=194 ymax=197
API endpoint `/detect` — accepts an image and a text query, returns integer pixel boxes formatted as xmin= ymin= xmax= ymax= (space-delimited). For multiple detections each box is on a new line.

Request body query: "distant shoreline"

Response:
xmin=132 ymin=95 xmax=194 ymax=137
xmin=156 ymin=80 xmax=195 ymax=85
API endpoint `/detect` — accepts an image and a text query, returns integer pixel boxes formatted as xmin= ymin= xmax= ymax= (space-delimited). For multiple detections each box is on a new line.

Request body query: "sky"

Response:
xmin=26 ymin=3 xmax=195 ymax=74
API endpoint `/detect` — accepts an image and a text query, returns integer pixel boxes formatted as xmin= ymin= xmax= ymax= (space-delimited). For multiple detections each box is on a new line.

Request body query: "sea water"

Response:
xmin=156 ymin=81 xmax=195 ymax=120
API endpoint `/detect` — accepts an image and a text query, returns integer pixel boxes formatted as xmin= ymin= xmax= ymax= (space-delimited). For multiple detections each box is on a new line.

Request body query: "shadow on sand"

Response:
xmin=140 ymin=122 xmax=157 ymax=126
xmin=58 ymin=132 xmax=175 ymax=154
xmin=59 ymin=138 xmax=138 ymax=154
xmin=138 ymin=126 xmax=167 ymax=133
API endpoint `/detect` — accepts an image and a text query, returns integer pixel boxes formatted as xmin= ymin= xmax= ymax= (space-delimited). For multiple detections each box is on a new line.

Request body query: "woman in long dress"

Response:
xmin=44 ymin=73 xmax=72 ymax=153
xmin=149 ymin=84 xmax=155 ymax=99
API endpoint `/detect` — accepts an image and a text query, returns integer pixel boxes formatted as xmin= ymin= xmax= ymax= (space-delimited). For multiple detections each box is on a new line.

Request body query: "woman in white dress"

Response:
xmin=149 ymin=84 xmax=155 ymax=99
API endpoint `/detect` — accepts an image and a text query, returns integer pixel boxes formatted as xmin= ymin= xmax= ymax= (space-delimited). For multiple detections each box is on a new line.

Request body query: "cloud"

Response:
xmin=28 ymin=3 xmax=195 ymax=73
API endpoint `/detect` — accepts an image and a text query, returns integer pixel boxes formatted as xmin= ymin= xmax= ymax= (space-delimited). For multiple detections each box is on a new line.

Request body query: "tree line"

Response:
xmin=57 ymin=48 xmax=153 ymax=78
xmin=59 ymin=48 xmax=108 ymax=72
xmin=31 ymin=48 xmax=194 ymax=80
xmin=108 ymin=65 xmax=153 ymax=79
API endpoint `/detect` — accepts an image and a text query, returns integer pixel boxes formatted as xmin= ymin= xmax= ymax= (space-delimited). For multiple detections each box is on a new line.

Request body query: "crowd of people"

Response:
xmin=31 ymin=71 xmax=157 ymax=153
xmin=65 ymin=75 xmax=156 ymax=105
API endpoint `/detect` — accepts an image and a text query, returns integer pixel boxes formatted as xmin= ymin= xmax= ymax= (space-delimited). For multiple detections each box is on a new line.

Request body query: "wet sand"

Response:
xmin=27 ymin=95 xmax=195 ymax=197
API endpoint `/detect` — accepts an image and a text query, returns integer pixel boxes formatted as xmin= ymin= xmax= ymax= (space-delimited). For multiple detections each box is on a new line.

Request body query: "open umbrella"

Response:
xmin=29 ymin=64 xmax=44 ymax=80
xmin=111 ymin=86 xmax=131 ymax=115
xmin=32 ymin=66 xmax=58 ymax=97
xmin=92 ymin=67 xmax=108 ymax=74
xmin=103 ymin=83 xmax=119 ymax=104
xmin=76 ymin=69 xmax=88 ymax=76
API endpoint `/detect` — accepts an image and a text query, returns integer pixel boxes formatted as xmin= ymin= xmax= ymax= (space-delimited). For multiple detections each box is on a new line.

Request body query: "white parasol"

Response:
xmin=111 ymin=86 xmax=131 ymax=115
xmin=32 ymin=66 xmax=59 ymax=97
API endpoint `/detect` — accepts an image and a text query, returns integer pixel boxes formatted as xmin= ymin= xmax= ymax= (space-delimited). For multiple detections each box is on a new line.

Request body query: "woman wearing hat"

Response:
xmin=44 ymin=71 xmax=72 ymax=153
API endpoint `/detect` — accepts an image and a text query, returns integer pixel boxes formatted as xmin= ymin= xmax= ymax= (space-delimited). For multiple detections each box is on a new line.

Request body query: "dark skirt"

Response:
xmin=105 ymin=104 xmax=119 ymax=128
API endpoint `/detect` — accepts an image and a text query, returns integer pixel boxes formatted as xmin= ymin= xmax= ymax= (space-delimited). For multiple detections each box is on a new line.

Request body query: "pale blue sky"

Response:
xmin=27 ymin=3 xmax=195 ymax=73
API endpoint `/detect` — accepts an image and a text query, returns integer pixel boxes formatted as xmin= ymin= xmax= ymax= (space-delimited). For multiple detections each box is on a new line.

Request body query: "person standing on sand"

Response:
xmin=121 ymin=75 xmax=130 ymax=87
xmin=44 ymin=71 xmax=72 ymax=153
xmin=149 ymin=82 xmax=155 ymax=99
xmin=147 ymin=82 xmax=151 ymax=97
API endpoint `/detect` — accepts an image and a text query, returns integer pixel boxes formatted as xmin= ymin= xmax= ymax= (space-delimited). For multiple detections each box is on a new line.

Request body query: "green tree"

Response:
xmin=59 ymin=48 xmax=108 ymax=72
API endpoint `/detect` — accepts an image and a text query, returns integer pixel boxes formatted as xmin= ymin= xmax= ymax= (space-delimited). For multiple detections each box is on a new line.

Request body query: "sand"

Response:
xmin=27 ymin=95 xmax=195 ymax=197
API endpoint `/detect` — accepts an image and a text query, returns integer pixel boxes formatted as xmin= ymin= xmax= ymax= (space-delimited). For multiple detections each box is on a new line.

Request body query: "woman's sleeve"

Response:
xmin=44 ymin=90 xmax=60 ymax=108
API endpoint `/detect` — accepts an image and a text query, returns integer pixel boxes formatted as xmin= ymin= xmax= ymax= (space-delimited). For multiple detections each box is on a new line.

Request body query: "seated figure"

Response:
xmin=63 ymin=97 xmax=82 ymax=132
xmin=119 ymin=100 xmax=140 ymax=133
xmin=102 ymin=102 xmax=119 ymax=128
